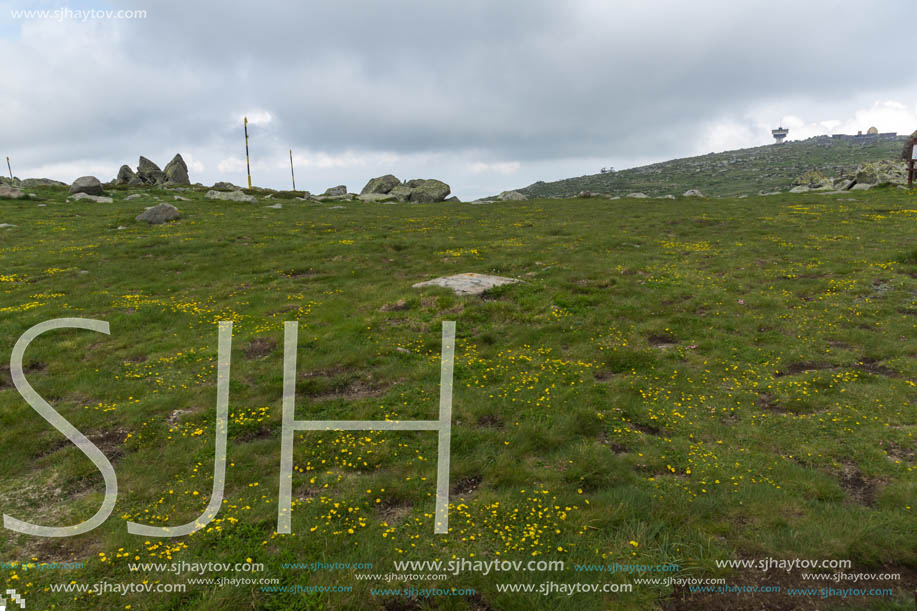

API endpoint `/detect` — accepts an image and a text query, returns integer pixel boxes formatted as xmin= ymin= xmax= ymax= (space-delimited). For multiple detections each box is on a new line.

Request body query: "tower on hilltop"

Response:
xmin=771 ymin=125 xmax=789 ymax=144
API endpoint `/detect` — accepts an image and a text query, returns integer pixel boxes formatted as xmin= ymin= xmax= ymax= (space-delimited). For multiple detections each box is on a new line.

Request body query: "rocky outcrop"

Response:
xmin=136 ymin=203 xmax=180 ymax=224
xmin=792 ymin=170 xmax=832 ymax=188
xmin=21 ymin=178 xmax=66 ymax=187
xmin=117 ymin=165 xmax=141 ymax=185
xmin=68 ymin=192 xmax=113 ymax=203
xmin=682 ymin=189 xmax=705 ymax=197
xmin=0 ymin=185 xmax=26 ymax=199
xmin=323 ymin=185 xmax=347 ymax=197
xmin=114 ymin=155 xmax=191 ymax=186
xmin=69 ymin=176 xmax=104 ymax=196
xmin=853 ymin=160 xmax=906 ymax=185
xmin=205 ymin=189 xmax=257 ymax=203
xmin=498 ymin=190 xmax=526 ymax=201
xmin=212 ymin=181 xmax=241 ymax=190
xmin=355 ymin=175 xmax=452 ymax=202
xmin=357 ymin=193 xmax=397 ymax=203
xmin=137 ymin=156 xmax=167 ymax=184
xmin=404 ymin=179 xmax=450 ymax=203
xmin=361 ymin=174 xmax=400 ymax=195
xmin=163 ymin=154 xmax=190 ymax=185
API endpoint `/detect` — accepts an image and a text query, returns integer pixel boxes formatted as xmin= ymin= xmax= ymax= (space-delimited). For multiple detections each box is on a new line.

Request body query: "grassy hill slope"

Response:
xmin=517 ymin=136 xmax=909 ymax=198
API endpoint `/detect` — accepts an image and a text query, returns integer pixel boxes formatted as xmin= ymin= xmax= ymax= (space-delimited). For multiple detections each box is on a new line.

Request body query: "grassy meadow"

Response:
xmin=0 ymin=185 xmax=914 ymax=610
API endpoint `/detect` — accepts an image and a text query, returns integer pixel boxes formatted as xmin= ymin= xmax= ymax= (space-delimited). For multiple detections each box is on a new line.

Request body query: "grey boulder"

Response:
xmin=413 ymin=272 xmax=522 ymax=296
xmin=116 ymin=165 xmax=142 ymax=185
xmin=357 ymin=193 xmax=397 ymax=203
xmin=137 ymin=156 xmax=166 ymax=184
xmin=323 ymin=185 xmax=348 ymax=197
xmin=205 ymin=189 xmax=257 ymax=203
xmin=163 ymin=154 xmax=190 ymax=185
xmin=212 ymin=181 xmax=242 ymax=190
xmin=21 ymin=178 xmax=66 ymax=187
xmin=69 ymin=176 xmax=104 ymax=196
xmin=498 ymin=190 xmax=526 ymax=201
xmin=361 ymin=174 xmax=400 ymax=195
xmin=404 ymin=178 xmax=450 ymax=203
xmin=0 ymin=185 xmax=26 ymax=199
xmin=68 ymin=192 xmax=113 ymax=203
xmin=136 ymin=203 xmax=180 ymax=224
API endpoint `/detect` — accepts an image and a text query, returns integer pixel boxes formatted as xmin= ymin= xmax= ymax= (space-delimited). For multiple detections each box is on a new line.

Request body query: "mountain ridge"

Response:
xmin=513 ymin=134 xmax=910 ymax=198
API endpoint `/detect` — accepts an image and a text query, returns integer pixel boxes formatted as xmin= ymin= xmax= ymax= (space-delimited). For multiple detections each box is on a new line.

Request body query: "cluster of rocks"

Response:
xmin=1 ymin=177 xmax=67 ymax=188
xmin=114 ymin=155 xmax=190 ymax=186
xmin=356 ymin=175 xmax=457 ymax=203
xmin=790 ymin=160 xmax=910 ymax=193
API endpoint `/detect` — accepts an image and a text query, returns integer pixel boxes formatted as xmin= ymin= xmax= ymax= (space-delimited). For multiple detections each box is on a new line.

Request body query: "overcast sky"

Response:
xmin=2 ymin=0 xmax=916 ymax=199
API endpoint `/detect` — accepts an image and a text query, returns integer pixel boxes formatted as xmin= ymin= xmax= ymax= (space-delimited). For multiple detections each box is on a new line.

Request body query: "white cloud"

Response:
xmin=242 ymin=111 xmax=273 ymax=126
xmin=466 ymin=161 xmax=521 ymax=174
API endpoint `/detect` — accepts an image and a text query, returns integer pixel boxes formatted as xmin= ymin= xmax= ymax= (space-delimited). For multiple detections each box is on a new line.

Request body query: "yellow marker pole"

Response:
xmin=5 ymin=156 xmax=12 ymax=183
xmin=244 ymin=117 xmax=252 ymax=189
xmin=289 ymin=149 xmax=296 ymax=191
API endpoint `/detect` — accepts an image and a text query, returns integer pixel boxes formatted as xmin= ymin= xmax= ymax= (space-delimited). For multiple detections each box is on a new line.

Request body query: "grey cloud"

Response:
xmin=2 ymin=0 xmax=915 ymax=197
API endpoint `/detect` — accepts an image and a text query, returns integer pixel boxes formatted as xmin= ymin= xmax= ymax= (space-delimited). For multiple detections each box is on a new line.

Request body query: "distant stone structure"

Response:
xmin=830 ymin=130 xmax=897 ymax=142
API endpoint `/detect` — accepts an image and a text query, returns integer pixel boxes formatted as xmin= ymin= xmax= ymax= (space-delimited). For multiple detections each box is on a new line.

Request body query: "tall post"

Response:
xmin=5 ymin=156 xmax=12 ymax=183
xmin=244 ymin=117 xmax=252 ymax=189
xmin=289 ymin=149 xmax=296 ymax=191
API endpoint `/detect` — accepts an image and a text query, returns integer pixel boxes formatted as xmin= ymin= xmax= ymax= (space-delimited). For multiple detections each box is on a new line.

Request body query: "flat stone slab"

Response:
xmin=412 ymin=272 xmax=521 ymax=296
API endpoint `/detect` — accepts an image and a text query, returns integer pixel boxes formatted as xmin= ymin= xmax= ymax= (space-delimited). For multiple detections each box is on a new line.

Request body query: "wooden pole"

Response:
xmin=289 ymin=149 xmax=296 ymax=191
xmin=5 ymin=156 xmax=12 ymax=183
xmin=244 ymin=117 xmax=252 ymax=189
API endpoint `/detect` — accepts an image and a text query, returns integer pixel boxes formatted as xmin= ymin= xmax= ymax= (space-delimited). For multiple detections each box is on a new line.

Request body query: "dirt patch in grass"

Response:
xmin=476 ymin=414 xmax=504 ymax=429
xmin=380 ymin=299 xmax=410 ymax=312
xmin=378 ymin=500 xmax=413 ymax=526
xmin=648 ymin=333 xmax=678 ymax=348
xmin=854 ymin=357 xmax=899 ymax=377
xmin=452 ymin=475 xmax=482 ymax=497
xmin=836 ymin=463 xmax=879 ymax=506
xmin=244 ymin=337 xmax=276 ymax=360
xmin=382 ymin=599 xmax=423 ymax=611
xmin=593 ymin=369 xmax=615 ymax=382
xmin=300 ymin=371 xmax=394 ymax=401
xmin=270 ymin=304 xmax=301 ymax=315
xmin=466 ymin=592 xmax=495 ymax=610
xmin=756 ymin=392 xmax=787 ymax=413
xmin=295 ymin=486 xmax=320 ymax=501
xmin=630 ymin=421 xmax=662 ymax=436
xmin=598 ymin=432 xmax=628 ymax=454
xmin=166 ymin=409 xmax=191 ymax=426
xmin=38 ymin=428 xmax=128 ymax=462
xmin=0 ymin=361 xmax=46 ymax=389
xmin=234 ymin=426 xmax=274 ymax=442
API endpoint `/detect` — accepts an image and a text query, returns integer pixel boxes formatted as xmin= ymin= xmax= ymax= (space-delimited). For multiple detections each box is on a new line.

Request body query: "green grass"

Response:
xmin=0 ymin=186 xmax=914 ymax=610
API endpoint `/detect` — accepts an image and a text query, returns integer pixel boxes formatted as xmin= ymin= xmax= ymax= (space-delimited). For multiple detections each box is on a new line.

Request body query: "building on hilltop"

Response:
xmin=771 ymin=126 xmax=789 ymax=144
xmin=830 ymin=130 xmax=897 ymax=142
